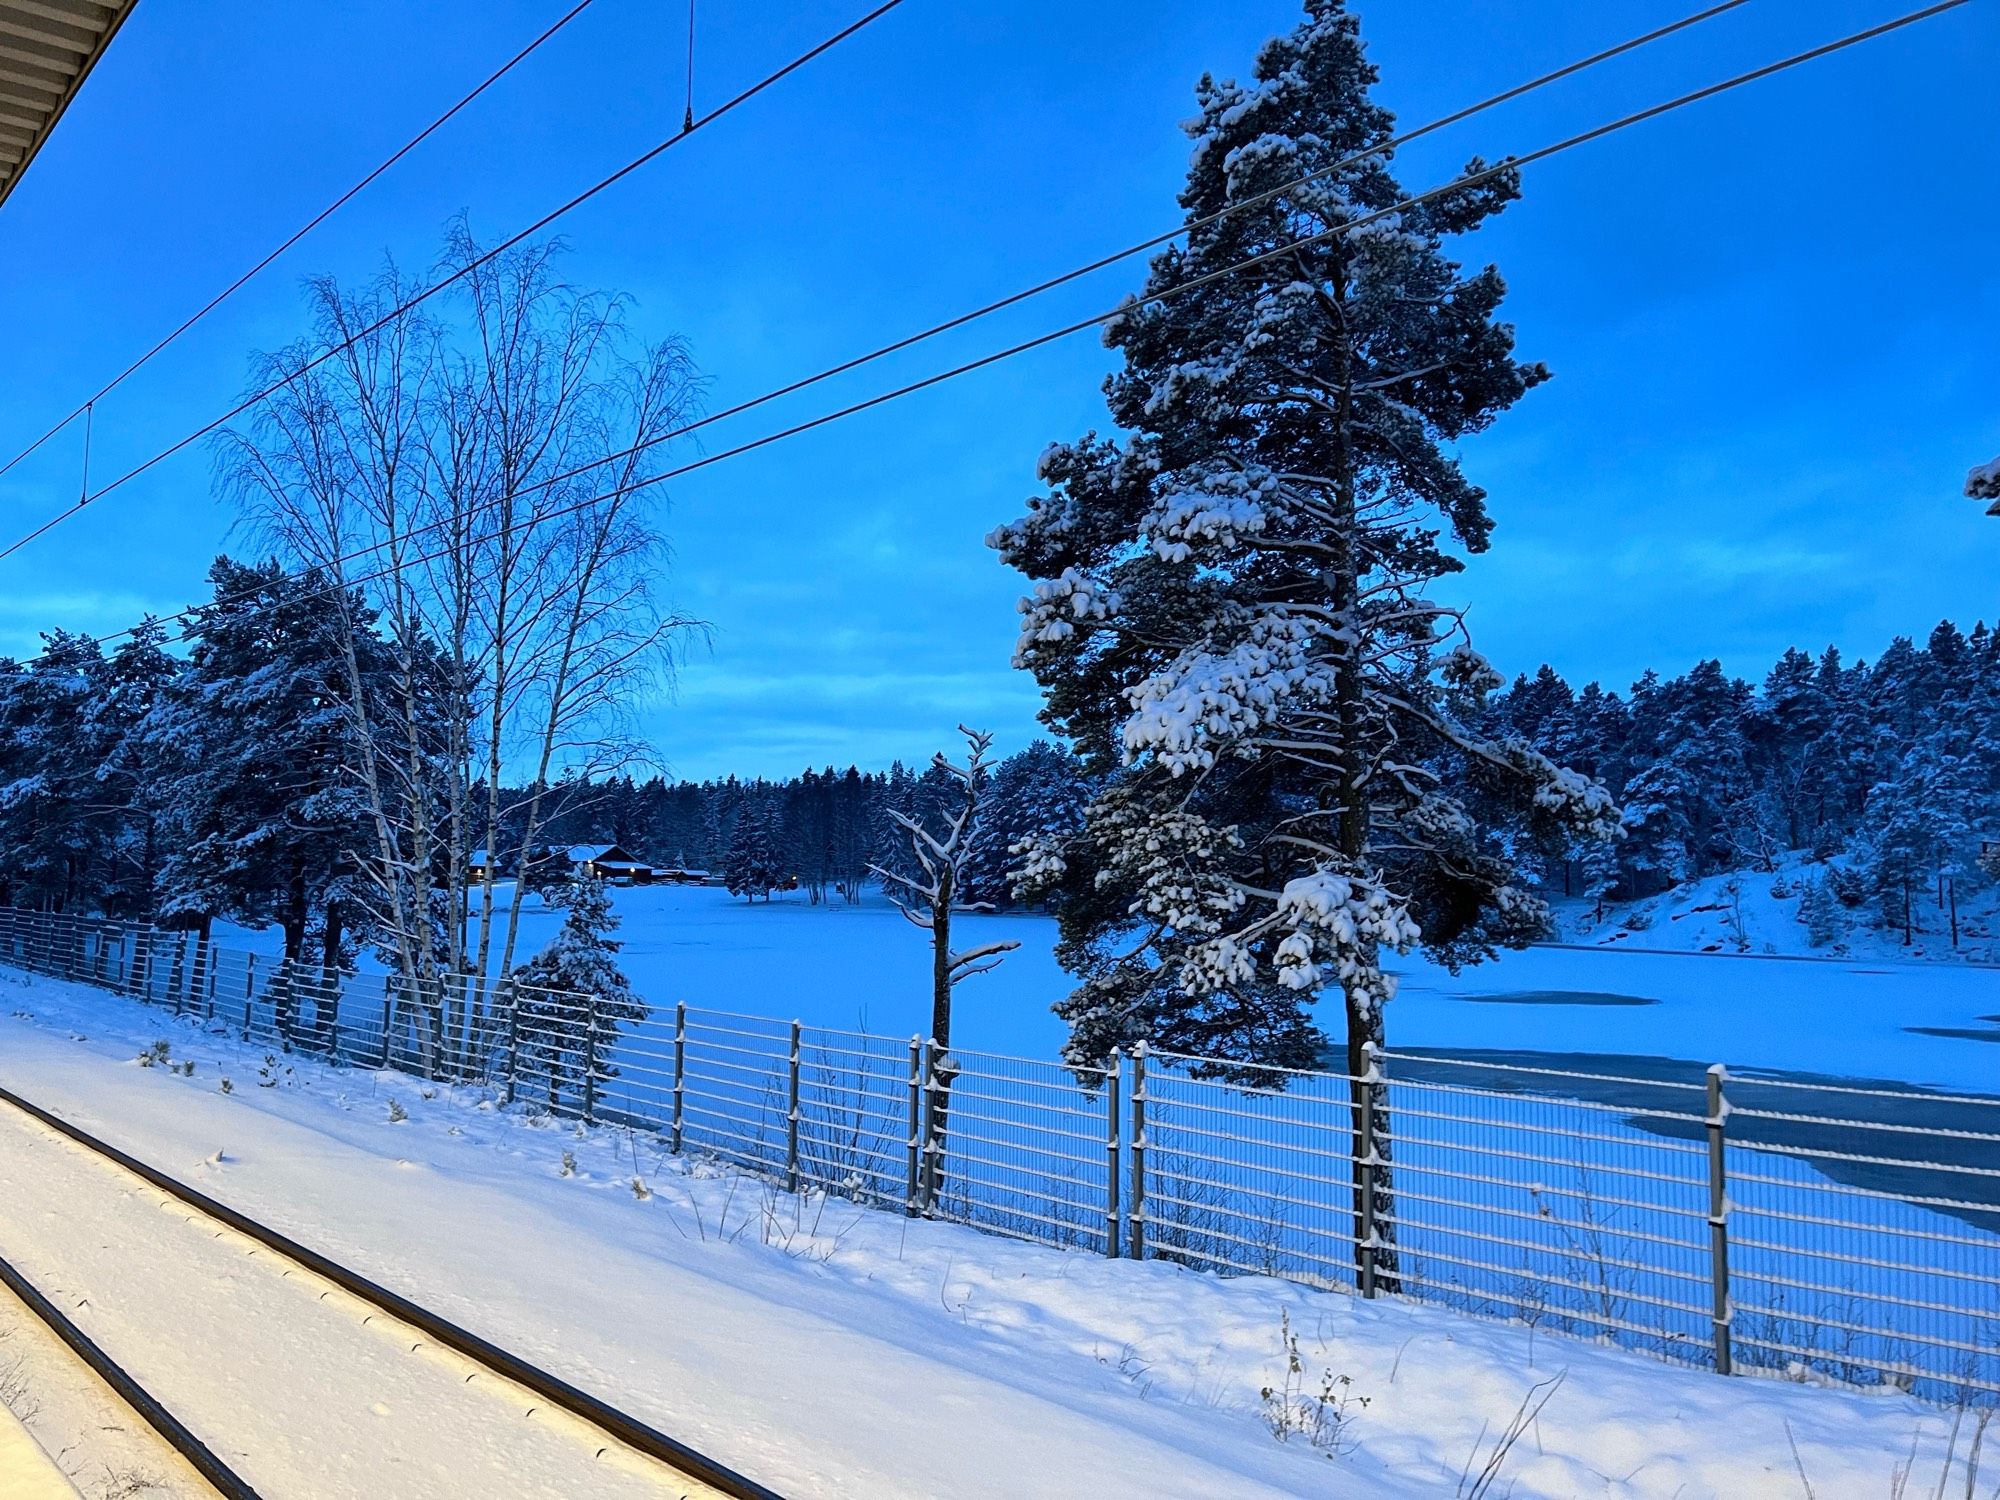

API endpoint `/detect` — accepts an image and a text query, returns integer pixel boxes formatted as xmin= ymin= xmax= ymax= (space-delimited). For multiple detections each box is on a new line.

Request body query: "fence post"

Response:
xmin=242 ymin=954 xmax=255 ymax=1042
xmin=1358 ymin=1040 xmax=1380 ymax=1300
xmin=326 ymin=970 xmax=343 ymax=1062
xmin=1705 ymin=1064 xmax=1733 ymax=1376
xmin=670 ymin=1002 xmax=686 ymax=1153
xmin=786 ymin=1019 xmax=802 ymax=1195
xmin=917 ymin=1039 xmax=939 ymax=1214
xmin=1128 ymin=1042 xmax=1147 ymax=1261
xmin=1105 ymin=1048 xmax=1122 ymax=1258
xmin=581 ymin=991 xmax=600 ymax=1126
xmin=379 ymin=975 xmax=394 ymax=1068
xmin=904 ymin=1036 xmax=923 ymax=1217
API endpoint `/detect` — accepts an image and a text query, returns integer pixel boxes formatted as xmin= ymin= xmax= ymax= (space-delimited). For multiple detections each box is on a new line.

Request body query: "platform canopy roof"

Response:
xmin=0 ymin=0 xmax=139 ymax=211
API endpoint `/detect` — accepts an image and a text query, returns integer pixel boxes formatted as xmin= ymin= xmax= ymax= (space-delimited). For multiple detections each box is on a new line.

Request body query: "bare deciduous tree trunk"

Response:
xmin=870 ymin=727 xmax=1020 ymax=1210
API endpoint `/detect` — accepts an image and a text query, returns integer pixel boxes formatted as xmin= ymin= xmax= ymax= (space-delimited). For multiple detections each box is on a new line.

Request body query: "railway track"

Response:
xmin=0 ymin=1083 xmax=782 ymax=1500
xmin=0 ymin=1244 xmax=248 ymax=1498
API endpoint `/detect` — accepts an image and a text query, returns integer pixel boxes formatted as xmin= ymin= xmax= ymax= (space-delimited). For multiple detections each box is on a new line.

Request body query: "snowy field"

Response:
xmin=0 ymin=969 xmax=1990 ymax=1499
xmin=219 ymin=882 xmax=2000 ymax=1095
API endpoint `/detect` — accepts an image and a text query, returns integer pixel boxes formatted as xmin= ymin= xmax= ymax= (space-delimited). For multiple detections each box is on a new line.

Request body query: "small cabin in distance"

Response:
xmin=654 ymin=865 xmax=714 ymax=886
xmin=567 ymin=844 xmax=652 ymax=884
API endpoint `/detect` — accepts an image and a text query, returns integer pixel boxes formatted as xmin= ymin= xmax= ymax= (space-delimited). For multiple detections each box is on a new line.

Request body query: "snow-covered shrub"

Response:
xmin=1798 ymin=874 xmax=1847 ymax=950
xmin=386 ymin=1097 xmax=407 ymax=1123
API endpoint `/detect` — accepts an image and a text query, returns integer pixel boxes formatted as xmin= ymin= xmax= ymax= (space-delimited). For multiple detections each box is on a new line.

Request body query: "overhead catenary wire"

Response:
xmin=0 ymin=0 xmax=911 ymax=566
xmin=0 ymin=0 xmax=1742 ymax=567
xmin=0 ymin=0 xmax=605 ymax=486
xmin=684 ymin=0 xmax=698 ymax=134
xmin=13 ymin=0 xmax=1970 ymax=668
xmin=21 ymin=0 xmax=1775 ymax=653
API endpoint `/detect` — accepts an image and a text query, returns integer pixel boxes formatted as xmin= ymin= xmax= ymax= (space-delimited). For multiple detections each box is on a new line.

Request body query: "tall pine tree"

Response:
xmin=993 ymin=0 xmax=1615 ymax=1280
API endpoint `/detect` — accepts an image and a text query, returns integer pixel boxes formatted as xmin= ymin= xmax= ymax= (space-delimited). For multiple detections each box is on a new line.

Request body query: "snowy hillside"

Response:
xmin=0 ymin=970 xmax=1989 ymax=1499
xmin=1547 ymin=852 xmax=2000 ymax=965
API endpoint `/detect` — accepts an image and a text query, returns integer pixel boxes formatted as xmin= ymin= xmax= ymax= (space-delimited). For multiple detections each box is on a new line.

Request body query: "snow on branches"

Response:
xmin=989 ymin=0 xmax=1616 ymax=1077
xmin=1968 ymin=455 xmax=2000 ymax=504
xmin=869 ymin=726 xmax=1022 ymax=1024
xmin=1145 ymin=465 xmax=1279 ymax=562
xmin=1121 ymin=613 xmax=1327 ymax=775
xmin=1009 ymin=569 xmax=1121 ymax=671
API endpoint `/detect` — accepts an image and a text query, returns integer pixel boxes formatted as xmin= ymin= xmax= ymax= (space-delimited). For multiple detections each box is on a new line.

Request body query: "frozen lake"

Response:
xmin=224 ymin=884 xmax=2000 ymax=1094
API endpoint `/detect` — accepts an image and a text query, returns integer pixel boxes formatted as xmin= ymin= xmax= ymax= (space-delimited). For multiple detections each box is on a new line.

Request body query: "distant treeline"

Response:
xmin=497 ymin=740 xmax=1091 ymax=907
xmin=0 ymin=551 xmax=1987 ymax=955
xmin=1485 ymin=619 xmax=2000 ymax=933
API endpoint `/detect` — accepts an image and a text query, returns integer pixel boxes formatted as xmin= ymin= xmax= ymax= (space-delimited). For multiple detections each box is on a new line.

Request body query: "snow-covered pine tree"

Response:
xmin=0 ymin=630 xmax=116 ymax=913
xmin=153 ymin=560 xmax=390 ymax=1042
xmin=88 ymin=620 xmax=180 ymax=922
xmin=1853 ymin=714 xmax=1984 ymax=944
xmin=508 ymin=876 xmax=643 ymax=1115
xmin=721 ymin=805 xmax=783 ymax=902
xmin=991 ymin=0 xmax=1616 ymax=1281
xmin=1796 ymin=872 xmax=1846 ymax=950
xmin=961 ymin=740 xmax=1092 ymax=908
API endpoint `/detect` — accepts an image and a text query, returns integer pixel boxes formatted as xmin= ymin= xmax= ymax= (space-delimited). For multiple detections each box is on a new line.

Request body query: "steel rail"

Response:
xmin=0 ymin=1083 xmax=783 ymax=1500
xmin=0 ymin=1248 xmax=261 ymax=1499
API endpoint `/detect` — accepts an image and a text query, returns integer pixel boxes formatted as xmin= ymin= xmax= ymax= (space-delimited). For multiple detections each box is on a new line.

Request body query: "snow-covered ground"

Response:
xmin=3 ymin=1264 xmax=222 ymax=1499
xmin=0 ymin=970 xmax=1991 ymax=1498
xmin=1548 ymin=854 xmax=2000 ymax=966
xmin=0 ymin=1096 xmax=718 ymax=1500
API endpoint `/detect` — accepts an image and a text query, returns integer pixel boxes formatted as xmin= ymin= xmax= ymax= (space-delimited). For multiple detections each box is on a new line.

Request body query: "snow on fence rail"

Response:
xmin=3 ymin=907 xmax=1997 ymax=1406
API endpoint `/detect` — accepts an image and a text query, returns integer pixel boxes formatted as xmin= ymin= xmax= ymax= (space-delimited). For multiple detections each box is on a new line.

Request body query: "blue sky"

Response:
xmin=0 ymin=0 xmax=1993 ymax=780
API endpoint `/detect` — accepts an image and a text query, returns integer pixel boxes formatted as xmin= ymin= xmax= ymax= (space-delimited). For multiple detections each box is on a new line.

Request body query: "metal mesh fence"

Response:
xmin=930 ymin=1047 xmax=1115 ymax=1254
xmin=1142 ymin=1050 xmax=1362 ymax=1288
xmin=1723 ymin=1072 xmax=2000 ymax=1403
xmin=2 ymin=905 xmax=1995 ymax=1405
xmin=1379 ymin=1053 xmax=1714 ymax=1369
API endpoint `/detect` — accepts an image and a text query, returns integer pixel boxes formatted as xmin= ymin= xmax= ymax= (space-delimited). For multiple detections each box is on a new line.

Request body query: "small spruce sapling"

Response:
xmin=510 ymin=876 xmax=645 ymax=1116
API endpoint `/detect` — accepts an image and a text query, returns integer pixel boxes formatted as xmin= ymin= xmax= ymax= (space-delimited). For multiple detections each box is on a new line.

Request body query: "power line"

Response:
xmin=61 ymin=0 xmax=1760 ymax=650
xmin=0 ymin=0 xmax=911 ymax=567
xmin=3 ymin=0 xmax=1716 ymax=571
xmin=45 ymin=0 xmax=1968 ymax=672
xmin=0 ymin=0 xmax=604 ymax=485
xmin=0 ymin=0 xmax=1755 ymax=599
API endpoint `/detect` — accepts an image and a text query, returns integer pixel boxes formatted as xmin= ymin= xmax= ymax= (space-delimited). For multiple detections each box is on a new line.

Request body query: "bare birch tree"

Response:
xmin=219 ymin=222 xmax=702 ymax=1070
